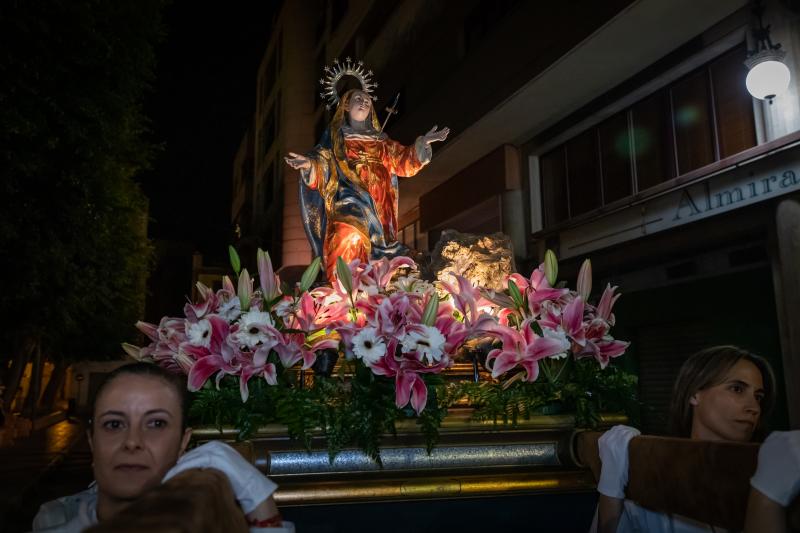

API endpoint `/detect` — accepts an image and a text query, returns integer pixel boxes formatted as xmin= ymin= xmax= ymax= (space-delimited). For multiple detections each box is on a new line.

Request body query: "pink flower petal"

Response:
xmin=490 ymin=351 xmax=520 ymax=378
xmin=519 ymin=359 xmax=540 ymax=382
xmin=188 ymin=354 xmax=227 ymax=391
xmin=409 ymin=375 xmax=428 ymax=415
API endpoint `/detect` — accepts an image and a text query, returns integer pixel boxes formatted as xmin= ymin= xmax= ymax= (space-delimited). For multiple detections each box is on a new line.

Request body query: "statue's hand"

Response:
xmin=285 ymin=152 xmax=311 ymax=171
xmin=424 ymin=125 xmax=449 ymax=145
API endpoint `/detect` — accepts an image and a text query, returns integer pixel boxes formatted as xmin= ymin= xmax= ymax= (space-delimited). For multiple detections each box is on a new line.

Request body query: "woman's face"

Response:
xmin=89 ymin=374 xmax=191 ymax=502
xmin=346 ymin=90 xmax=372 ymax=124
xmin=690 ymin=359 xmax=765 ymax=442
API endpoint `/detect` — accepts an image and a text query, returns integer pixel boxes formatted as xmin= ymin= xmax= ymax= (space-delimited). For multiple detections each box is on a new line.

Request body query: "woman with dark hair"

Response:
xmin=594 ymin=345 xmax=798 ymax=533
xmin=667 ymin=345 xmax=776 ymax=442
xmin=32 ymin=362 xmax=292 ymax=532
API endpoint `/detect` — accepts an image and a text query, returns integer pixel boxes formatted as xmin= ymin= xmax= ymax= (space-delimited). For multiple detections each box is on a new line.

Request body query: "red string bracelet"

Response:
xmin=249 ymin=513 xmax=283 ymax=528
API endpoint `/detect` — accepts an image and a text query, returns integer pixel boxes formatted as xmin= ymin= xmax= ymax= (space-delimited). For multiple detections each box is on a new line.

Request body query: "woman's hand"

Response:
xmin=597 ymin=425 xmax=641 ymax=498
xmin=423 ymin=125 xmax=449 ymax=145
xmin=744 ymin=430 xmax=800 ymax=533
xmin=284 ymin=152 xmax=311 ymax=171
xmin=163 ymin=441 xmax=277 ymax=515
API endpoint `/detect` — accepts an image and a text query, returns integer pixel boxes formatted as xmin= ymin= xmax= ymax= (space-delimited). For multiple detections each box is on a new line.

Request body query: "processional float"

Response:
xmin=123 ymin=59 xmax=800 ymax=530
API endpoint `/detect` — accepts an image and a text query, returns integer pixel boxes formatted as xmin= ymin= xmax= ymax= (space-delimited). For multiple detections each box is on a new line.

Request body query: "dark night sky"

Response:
xmin=141 ymin=2 xmax=279 ymax=263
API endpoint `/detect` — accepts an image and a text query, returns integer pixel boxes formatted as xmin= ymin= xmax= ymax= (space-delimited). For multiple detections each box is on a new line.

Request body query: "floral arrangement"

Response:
xmin=125 ymin=247 xmax=637 ymax=460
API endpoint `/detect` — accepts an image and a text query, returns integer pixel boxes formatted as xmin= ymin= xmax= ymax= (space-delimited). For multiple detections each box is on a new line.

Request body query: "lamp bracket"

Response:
xmin=748 ymin=0 xmax=783 ymax=56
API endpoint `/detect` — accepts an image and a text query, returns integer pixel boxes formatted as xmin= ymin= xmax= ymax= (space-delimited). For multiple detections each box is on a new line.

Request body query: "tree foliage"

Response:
xmin=0 ymin=0 xmax=166 ymax=369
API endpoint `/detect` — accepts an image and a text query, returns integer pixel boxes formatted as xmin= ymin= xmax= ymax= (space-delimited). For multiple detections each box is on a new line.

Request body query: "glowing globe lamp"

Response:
xmin=745 ymin=50 xmax=791 ymax=101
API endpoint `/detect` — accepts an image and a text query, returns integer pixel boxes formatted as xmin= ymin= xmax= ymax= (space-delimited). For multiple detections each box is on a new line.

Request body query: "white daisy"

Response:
xmin=217 ymin=296 xmax=241 ymax=322
xmin=352 ymin=327 xmax=387 ymax=365
xmin=186 ymin=319 xmax=212 ymax=348
xmin=401 ymin=325 xmax=446 ymax=364
xmin=237 ymin=310 xmax=275 ymax=348
xmin=273 ymin=297 xmax=295 ymax=320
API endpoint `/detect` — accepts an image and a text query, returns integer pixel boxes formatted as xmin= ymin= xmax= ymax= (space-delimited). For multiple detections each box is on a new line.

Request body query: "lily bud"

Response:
xmin=135 ymin=320 xmax=158 ymax=342
xmin=336 ymin=256 xmax=353 ymax=295
xmin=421 ymin=292 xmax=440 ymax=326
xmin=222 ymin=275 xmax=236 ymax=295
xmin=299 ymin=257 xmax=322 ymax=293
xmin=195 ymin=282 xmax=212 ymax=301
xmin=257 ymin=248 xmax=280 ymax=300
xmin=238 ymin=268 xmax=252 ymax=311
xmin=121 ymin=343 xmax=144 ymax=360
xmin=577 ymin=259 xmax=592 ymax=301
xmin=544 ymin=249 xmax=558 ymax=287
xmin=228 ymin=245 xmax=241 ymax=275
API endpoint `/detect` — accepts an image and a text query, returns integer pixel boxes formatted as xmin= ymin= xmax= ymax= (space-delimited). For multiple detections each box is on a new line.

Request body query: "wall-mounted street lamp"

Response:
xmin=745 ymin=0 xmax=791 ymax=102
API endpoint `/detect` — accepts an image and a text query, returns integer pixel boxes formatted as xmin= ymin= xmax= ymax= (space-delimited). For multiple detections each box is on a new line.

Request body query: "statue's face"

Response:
xmin=346 ymin=90 xmax=372 ymax=124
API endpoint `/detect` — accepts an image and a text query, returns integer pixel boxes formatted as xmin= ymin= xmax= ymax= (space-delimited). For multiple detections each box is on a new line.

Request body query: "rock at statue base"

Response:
xmin=429 ymin=230 xmax=515 ymax=291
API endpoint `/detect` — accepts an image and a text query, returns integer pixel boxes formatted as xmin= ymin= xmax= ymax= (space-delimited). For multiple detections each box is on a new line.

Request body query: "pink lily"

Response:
xmin=333 ymin=312 xmax=368 ymax=358
xmin=359 ymin=256 xmax=415 ymax=293
xmin=274 ymin=331 xmax=337 ymax=370
xmin=288 ymin=289 xmax=349 ymax=332
xmin=507 ymin=265 xmax=568 ymax=317
xmin=184 ymin=316 xmax=241 ymax=390
xmin=578 ymin=337 xmax=629 ymax=369
xmin=236 ymin=345 xmax=278 ymax=402
xmin=440 ymin=274 xmax=484 ymax=328
xmin=596 ymin=284 xmax=621 ymax=325
xmin=184 ymin=284 xmax=219 ymax=321
xmin=561 ymin=296 xmax=586 ymax=347
xmin=482 ymin=319 xmax=570 ymax=381
xmin=358 ymin=292 xmax=413 ymax=355
xmin=369 ymin=349 xmax=448 ymax=414
xmin=395 ymin=371 xmax=428 ymax=415
xmin=187 ymin=353 xmax=239 ymax=391
xmin=432 ymin=300 xmax=470 ymax=355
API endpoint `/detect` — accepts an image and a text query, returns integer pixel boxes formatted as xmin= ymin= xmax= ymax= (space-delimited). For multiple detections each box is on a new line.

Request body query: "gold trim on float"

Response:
xmin=191 ymin=411 xmax=629 ymax=439
xmin=274 ymin=471 xmax=595 ymax=505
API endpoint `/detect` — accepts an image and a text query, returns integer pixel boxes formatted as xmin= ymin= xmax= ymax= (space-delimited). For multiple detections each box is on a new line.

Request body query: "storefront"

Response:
xmin=524 ymin=9 xmax=800 ymax=428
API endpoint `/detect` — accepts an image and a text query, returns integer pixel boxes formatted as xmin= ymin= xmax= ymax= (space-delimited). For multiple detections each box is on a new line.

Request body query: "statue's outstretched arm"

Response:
xmin=284 ymin=152 xmax=311 ymax=171
xmin=423 ymin=125 xmax=449 ymax=145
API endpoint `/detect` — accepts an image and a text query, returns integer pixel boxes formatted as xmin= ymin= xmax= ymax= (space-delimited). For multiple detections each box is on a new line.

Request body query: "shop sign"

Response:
xmin=560 ymin=145 xmax=800 ymax=258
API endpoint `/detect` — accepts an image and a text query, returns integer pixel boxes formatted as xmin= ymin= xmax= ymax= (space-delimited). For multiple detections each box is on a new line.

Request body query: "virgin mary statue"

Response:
xmin=285 ymin=59 xmax=448 ymax=281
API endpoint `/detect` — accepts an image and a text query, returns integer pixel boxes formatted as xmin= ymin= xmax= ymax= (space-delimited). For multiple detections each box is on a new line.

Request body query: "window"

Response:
xmin=538 ymin=43 xmax=755 ymax=229
xmin=599 ymin=113 xmax=633 ymax=203
xmin=711 ymin=46 xmax=756 ymax=158
xmin=541 ymin=147 xmax=569 ymax=227
xmin=632 ymin=90 xmax=676 ymax=191
xmin=566 ymin=130 xmax=601 ymax=217
xmin=672 ymin=69 xmax=715 ymax=173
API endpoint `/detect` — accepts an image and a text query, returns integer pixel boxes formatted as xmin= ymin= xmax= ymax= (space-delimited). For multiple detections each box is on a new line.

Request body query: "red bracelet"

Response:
xmin=249 ymin=513 xmax=283 ymax=528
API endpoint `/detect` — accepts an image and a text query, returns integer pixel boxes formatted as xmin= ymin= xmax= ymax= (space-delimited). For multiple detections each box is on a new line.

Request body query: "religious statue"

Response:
xmin=284 ymin=59 xmax=449 ymax=281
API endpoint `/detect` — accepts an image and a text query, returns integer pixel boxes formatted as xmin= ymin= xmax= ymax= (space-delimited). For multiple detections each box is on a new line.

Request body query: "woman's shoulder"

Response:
xmin=32 ymin=484 xmax=97 ymax=532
